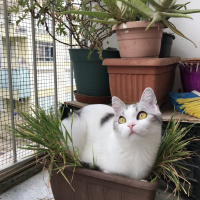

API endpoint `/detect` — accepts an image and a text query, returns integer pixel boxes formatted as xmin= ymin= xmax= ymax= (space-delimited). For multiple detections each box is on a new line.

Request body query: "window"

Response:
xmin=36 ymin=41 xmax=53 ymax=62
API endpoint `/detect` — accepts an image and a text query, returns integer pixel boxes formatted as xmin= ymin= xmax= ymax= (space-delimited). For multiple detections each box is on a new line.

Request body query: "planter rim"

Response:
xmin=55 ymin=164 xmax=159 ymax=191
xmin=103 ymin=57 xmax=181 ymax=67
xmin=112 ymin=21 xmax=165 ymax=31
xmin=182 ymin=57 xmax=200 ymax=64
xmin=68 ymin=48 xmax=119 ymax=53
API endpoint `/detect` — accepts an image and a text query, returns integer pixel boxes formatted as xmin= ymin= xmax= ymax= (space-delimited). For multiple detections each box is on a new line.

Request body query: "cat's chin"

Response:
xmin=129 ymin=131 xmax=140 ymax=139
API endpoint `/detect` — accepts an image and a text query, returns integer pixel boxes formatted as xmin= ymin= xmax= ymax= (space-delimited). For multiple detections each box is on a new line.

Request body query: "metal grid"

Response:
xmin=0 ymin=0 xmax=72 ymax=168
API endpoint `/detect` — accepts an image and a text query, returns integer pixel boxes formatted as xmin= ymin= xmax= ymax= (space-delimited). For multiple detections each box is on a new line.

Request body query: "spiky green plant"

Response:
xmin=9 ymin=106 xmax=82 ymax=190
xmin=150 ymin=114 xmax=197 ymax=199
xmin=61 ymin=0 xmax=200 ymax=46
xmin=9 ymin=107 xmax=198 ymax=199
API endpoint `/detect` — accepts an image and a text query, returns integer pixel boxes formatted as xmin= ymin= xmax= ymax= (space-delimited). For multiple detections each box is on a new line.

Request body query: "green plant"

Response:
xmin=151 ymin=114 xmax=197 ymax=199
xmin=61 ymin=0 xmax=200 ymax=46
xmin=9 ymin=106 xmax=82 ymax=190
xmin=9 ymin=107 xmax=198 ymax=199
xmin=8 ymin=0 xmax=113 ymax=51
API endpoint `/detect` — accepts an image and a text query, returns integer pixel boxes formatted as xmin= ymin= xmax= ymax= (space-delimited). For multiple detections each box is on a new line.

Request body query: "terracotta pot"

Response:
xmin=50 ymin=164 xmax=159 ymax=200
xmin=103 ymin=57 xmax=181 ymax=106
xmin=112 ymin=21 xmax=164 ymax=58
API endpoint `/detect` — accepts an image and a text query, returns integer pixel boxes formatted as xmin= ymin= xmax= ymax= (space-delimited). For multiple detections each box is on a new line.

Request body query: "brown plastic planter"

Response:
xmin=103 ymin=57 xmax=181 ymax=106
xmin=50 ymin=165 xmax=159 ymax=200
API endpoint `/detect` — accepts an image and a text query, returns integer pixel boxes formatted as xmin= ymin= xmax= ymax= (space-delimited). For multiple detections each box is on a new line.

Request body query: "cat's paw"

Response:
xmin=103 ymin=170 xmax=110 ymax=174
xmin=140 ymin=179 xmax=148 ymax=182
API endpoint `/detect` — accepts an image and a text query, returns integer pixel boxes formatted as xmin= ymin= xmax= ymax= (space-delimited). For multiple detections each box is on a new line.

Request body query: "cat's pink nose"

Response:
xmin=128 ymin=123 xmax=135 ymax=130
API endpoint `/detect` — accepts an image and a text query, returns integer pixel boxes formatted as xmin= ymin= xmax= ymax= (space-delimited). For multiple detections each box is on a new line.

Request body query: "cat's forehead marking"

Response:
xmin=123 ymin=104 xmax=137 ymax=116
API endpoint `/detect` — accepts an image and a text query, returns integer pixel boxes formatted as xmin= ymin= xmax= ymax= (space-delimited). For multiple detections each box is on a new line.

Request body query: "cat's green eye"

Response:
xmin=118 ymin=116 xmax=126 ymax=124
xmin=137 ymin=112 xmax=147 ymax=120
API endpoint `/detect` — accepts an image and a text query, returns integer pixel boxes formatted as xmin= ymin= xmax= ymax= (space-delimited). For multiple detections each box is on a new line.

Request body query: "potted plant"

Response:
xmin=62 ymin=0 xmax=200 ymax=58
xmin=8 ymin=0 xmax=120 ymax=103
xmin=54 ymin=0 xmax=200 ymax=104
xmin=9 ymin=105 xmax=196 ymax=200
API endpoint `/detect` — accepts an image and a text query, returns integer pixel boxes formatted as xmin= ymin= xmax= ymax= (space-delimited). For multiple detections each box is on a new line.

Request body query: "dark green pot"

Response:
xmin=69 ymin=49 xmax=120 ymax=97
xmin=159 ymin=33 xmax=175 ymax=58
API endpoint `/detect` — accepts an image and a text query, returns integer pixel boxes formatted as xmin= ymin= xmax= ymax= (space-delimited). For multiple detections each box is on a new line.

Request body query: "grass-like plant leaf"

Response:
xmin=151 ymin=114 xmax=197 ymax=199
xmin=8 ymin=105 xmax=83 ymax=189
xmin=8 ymin=106 xmax=198 ymax=199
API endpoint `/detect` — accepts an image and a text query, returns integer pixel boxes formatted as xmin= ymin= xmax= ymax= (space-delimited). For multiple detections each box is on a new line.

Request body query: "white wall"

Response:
xmin=104 ymin=0 xmax=200 ymax=92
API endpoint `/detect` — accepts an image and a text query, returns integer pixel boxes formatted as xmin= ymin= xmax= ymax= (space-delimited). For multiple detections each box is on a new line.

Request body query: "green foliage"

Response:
xmin=8 ymin=106 xmax=82 ymax=188
xmin=8 ymin=0 xmax=113 ymax=50
xmin=8 ymin=107 xmax=198 ymax=198
xmin=59 ymin=0 xmax=200 ymax=46
xmin=151 ymin=114 xmax=197 ymax=199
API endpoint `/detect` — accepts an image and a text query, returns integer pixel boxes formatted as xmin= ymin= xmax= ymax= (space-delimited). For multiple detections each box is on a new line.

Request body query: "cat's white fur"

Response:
xmin=61 ymin=88 xmax=162 ymax=180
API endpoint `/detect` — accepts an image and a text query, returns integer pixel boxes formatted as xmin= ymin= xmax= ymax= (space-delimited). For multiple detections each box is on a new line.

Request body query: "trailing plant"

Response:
xmin=9 ymin=107 xmax=198 ymax=199
xmin=8 ymin=0 xmax=114 ymax=51
xmin=61 ymin=0 xmax=200 ymax=46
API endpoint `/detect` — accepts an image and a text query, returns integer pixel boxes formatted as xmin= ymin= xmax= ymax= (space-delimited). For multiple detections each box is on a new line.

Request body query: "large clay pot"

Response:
xmin=103 ymin=57 xmax=181 ymax=106
xmin=112 ymin=21 xmax=164 ymax=58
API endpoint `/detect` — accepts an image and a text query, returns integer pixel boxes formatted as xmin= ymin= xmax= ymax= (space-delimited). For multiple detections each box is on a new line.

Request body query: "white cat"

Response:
xmin=61 ymin=88 xmax=162 ymax=180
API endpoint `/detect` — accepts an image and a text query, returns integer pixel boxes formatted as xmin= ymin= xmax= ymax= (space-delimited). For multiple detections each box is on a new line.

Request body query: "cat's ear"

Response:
xmin=112 ymin=96 xmax=126 ymax=116
xmin=140 ymin=88 xmax=158 ymax=109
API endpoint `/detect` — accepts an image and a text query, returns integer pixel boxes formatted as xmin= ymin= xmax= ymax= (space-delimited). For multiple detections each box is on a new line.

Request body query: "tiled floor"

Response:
xmin=0 ymin=170 xmax=54 ymax=200
xmin=0 ymin=170 xmax=185 ymax=200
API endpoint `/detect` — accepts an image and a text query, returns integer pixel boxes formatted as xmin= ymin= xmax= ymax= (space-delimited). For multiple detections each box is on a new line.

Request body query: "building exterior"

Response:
xmin=0 ymin=0 xmax=73 ymax=167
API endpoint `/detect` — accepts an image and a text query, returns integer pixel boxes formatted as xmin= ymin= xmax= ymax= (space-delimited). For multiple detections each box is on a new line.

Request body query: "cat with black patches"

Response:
xmin=61 ymin=88 xmax=162 ymax=180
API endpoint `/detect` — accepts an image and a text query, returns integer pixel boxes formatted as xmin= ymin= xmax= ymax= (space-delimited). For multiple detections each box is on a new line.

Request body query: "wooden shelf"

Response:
xmin=65 ymin=101 xmax=200 ymax=124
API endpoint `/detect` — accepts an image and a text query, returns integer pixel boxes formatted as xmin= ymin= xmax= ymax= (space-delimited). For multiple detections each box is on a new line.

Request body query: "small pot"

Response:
xmin=112 ymin=21 xmax=164 ymax=58
xmin=178 ymin=58 xmax=200 ymax=92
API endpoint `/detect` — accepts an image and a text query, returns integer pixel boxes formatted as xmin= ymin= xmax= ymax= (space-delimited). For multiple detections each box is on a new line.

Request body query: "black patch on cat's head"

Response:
xmin=60 ymin=104 xmax=71 ymax=121
xmin=100 ymin=113 xmax=114 ymax=126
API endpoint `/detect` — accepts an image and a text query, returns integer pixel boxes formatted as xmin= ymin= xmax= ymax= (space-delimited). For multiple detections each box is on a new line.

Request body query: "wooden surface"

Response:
xmin=65 ymin=101 xmax=200 ymax=124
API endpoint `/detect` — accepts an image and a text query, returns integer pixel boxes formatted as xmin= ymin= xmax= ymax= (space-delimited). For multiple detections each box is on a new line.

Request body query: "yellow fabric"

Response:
xmin=177 ymin=98 xmax=200 ymax=119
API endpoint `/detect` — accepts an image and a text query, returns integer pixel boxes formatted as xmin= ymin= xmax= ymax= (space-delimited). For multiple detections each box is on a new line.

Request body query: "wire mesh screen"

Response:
xmin=0 ymin=0 xmax=72 ymax=168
